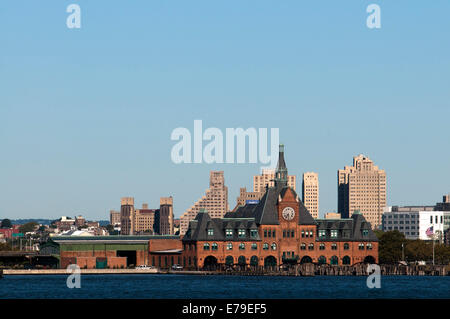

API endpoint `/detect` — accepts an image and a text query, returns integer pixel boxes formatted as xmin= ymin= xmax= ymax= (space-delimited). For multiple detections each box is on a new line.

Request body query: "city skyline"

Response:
xmin=1 ymin=2 xmax=450 ymax=220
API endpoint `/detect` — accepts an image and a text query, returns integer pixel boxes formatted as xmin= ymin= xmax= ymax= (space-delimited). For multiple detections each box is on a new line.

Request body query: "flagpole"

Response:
xmin=432 ymin=234 xmax=435 ymax=266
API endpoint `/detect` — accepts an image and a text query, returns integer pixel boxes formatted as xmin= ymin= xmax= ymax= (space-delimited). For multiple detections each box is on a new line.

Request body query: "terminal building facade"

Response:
xmin=181 ymin=145 xmax=378 ymax=269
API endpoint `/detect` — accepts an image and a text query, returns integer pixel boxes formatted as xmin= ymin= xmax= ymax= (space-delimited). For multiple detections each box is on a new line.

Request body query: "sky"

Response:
xmin=1 ymin=1 xmax=449 ymax=220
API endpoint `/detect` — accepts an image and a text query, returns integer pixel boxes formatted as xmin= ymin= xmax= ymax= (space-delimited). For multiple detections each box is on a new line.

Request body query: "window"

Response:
xmin=300 ymin=243 xmax=306 ymax=250
xmin=263 ymin=243 xmax=269 ymax=250
xmin=366 ymin=243 xmax=373 ymax=250
xmin=271 ymin=243 xmax=277 ymax=251
xmin=331 ymin=243 xmax=337 ymax=250
xmin=226 ymin=229 xmax=233 ymax=238
xmin=301 ymin=230 xmax=305 ymax=238
xmin=226 ymin=243 xmax=233 ymax=250
xmin=318 ymin=230 xmax=326 ymax=238
xmin=362 ymin=229 xmax=369 ymax=237
xmin=264 ymin=230 xmax=267 ymax=238
xmin=308 ymin=243 xmax=314 ymax=250
xmin=251 ymin=243 xmax=257 ymax=250
xmin=239 ymin=243 xmax=245 ymax=250
xmin=207 ymin=228 xmax=214 ymax=236
xmin=238 ymin=229 xmax=245 ymax=238
xmin=319 ymin=243 xmax=325 ymax=250
xmin=291 ymin=230 xmax=295 ymax=238
xmin=272 ymin=230 xmax=276 ymax=238
xmin=212 ymin=243 xmax=218 ymax=251
xmin=358 ymin=243 xmax=365 ymax=250
xmin=309 ymin=231 xmax=313 ymax=237
xmin=250 ymin=229 xmax=258 ymax=238
xmin=331 ymin=230 xmax=338 ymax=238
xmin=344 ymin=243 xmax=350 ymax=250
xmin=203 ymin=243 xmax=210 ymax=250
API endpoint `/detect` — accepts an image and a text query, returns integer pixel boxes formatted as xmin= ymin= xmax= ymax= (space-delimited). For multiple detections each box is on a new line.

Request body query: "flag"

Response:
xmin=426 ymin=226 xmax=434 ymax=237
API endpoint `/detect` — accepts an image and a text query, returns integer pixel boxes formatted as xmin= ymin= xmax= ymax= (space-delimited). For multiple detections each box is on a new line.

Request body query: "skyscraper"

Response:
xmin=180 ymin=171 xmax=228 ymax=235
xmin=234 ymin=168 xmax=296 ymax=211
xmin=253 ymin=168 xmax=296 ymax=193
xmin=120 ymin=197 xmax=135 ymax=235
xmin=302 ymin=172 xmax=319 ymax=219
xmin=338 ymin=154 xmax=386 ymax=229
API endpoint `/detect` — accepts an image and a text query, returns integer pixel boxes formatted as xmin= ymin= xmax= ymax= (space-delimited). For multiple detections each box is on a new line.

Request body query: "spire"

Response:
xmin=275 ymin=144 xmax=288 ymax=187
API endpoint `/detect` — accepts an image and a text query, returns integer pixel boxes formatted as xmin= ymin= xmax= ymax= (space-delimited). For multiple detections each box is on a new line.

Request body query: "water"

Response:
xmin=0 ymin=275 xmax=449 ymax=299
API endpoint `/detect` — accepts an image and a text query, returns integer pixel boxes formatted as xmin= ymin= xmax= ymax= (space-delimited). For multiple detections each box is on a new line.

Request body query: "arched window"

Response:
xmin=263 ymin=243 xmax=269 ymax=250
xmin=203 ymin=243 xmax=210 ymax=250
xmin=250 ymin=256 xmax=258 ymax=266
xmin=226 ymin=243 xmax=233 ymax=250
xmin=238 ymin=256 xmax=246 ymax=266
xmin=342 ymin=256 xmax=351 ymax=265
xmin=331 ymin=243 xmax=338 ymax=250
xmin=271 ymin=242 xmax=277 ymax=250
xmin=366 ymin=243 xmax=373 ymax=250
xmin=319 ymin=243 xmax=325 ymax=250
xmin=358 ymin=243 xmax=365 ymax=250
xmin=239 ymin=243 xmax=245 ymax=250
xmin=344 ymin=243 xmax=350 ymax=250
xmin=251 ymin=243 xmax=257 ymax=250
xmin=300 ymin=243 xmax=306 ymax=250
xmin=212 ymin=243 xmax=218 ymax=251
xmin=318 ymin=256 xmax=327 ymax=265
xmin=330 ymin=255 xmax=339 ymax=266
xmin=225 ymin=256 xmax=234 ymax=266
xmin=308 ymin=243 xmax=314 ymax=250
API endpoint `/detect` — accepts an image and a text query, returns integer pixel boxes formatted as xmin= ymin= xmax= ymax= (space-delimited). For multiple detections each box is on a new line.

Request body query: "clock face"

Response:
xmin=282 ymin=207 xmax=295 ymax=221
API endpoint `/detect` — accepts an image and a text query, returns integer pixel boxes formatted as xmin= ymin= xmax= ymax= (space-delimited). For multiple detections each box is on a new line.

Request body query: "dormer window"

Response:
xmin=318 ymin=230 xmax=326 ymax=238
xmin=362 ymin=229 xmax=369 ymax=237
xmin=250 ymin=229 xmax=258 ymax=238
xmin=207 ymin=228 xmax=214 ymax=236
xmin=331 ymin=230 xmax=338 ymax=238
xmin=238 ymin=229 xmax=246 ymax=238
xmin=226 ymin=229 xmax=233 ymax=238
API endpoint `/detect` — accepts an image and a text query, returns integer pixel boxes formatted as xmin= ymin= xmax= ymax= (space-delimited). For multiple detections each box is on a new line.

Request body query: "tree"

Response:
xmin=1 ymin=219 xmax=12 ymax=228
xmin=18 ymin=222 xmax=38 ymax=234
xmin=377 ymin=230 xmax=407 ymax=264
xmin=405 ymin=240 xmax=431 ymax=262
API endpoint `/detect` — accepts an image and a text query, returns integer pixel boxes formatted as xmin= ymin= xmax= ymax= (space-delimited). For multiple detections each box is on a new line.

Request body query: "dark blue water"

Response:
xmin=0 ymin=275 xmax=449 ymax=299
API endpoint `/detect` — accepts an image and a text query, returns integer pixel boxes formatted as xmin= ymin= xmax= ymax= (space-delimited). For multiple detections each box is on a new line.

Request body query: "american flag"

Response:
xmin=426 ymin=226 xmax=434 ymax=237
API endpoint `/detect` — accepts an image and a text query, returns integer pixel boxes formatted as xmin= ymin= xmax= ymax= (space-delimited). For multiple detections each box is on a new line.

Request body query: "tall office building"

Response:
xmin=338 ymin=155 xmax=386 ymax=229
xmin=180 ymin=171 xmax=228 ymax=235
xmin=253 ymin=168 xmax=296 ymax=193
xmin=159 ymin=197 xmax=174 ymax=235
xmin=120 ymin=197 xmax=135 ymax=235
xmin=302 ymin=172 xmax=319 ymax=219
xmin=134 ymin=203 xmax=156 ymax=234
xmin=110 ymin=210 xmax=121 ymax=226
xmin=233 ymin=169 xmax=296 ymax=211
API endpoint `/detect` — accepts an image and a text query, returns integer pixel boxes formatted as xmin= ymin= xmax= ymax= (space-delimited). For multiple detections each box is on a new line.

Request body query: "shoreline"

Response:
xmin=1 ymin=265 xmax=449 ymax=276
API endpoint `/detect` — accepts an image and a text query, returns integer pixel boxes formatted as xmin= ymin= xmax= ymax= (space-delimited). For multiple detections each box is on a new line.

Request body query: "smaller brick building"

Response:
xmin=51 ymin=235 xmax=179 ymax=269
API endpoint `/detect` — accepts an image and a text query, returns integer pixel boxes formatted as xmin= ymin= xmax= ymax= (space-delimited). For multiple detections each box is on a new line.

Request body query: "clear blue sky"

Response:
xmin=1 ymin=1 xmax=449 ymax=220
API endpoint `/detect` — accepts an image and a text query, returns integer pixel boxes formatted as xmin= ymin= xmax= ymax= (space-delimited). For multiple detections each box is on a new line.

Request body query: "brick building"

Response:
xmin=181 ymin=145 xmax=378 ymax=269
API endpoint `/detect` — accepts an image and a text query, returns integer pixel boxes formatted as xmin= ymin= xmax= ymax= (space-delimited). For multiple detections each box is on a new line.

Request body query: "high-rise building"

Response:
xmin=120 ymin=197 xmax=135 ymax=235
xmin=338 ymin=155 xmax=386 ymax=229
xmin=302 ymin=172 xmax=319 ymax=219
xmin=253 ymin=168 xmax=296 ymax=193
xmin=159 ymin=197 xmax=174 ymax=235
xmin=233 ymin=169 xmax=296 ymax=211
xmin=134 ymin=204 xmax=156 ymax=234
xmin=180 ymin=171 xmax=228 ymax=235
xmin=109 ymin=210 xmax=121 ymax=226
